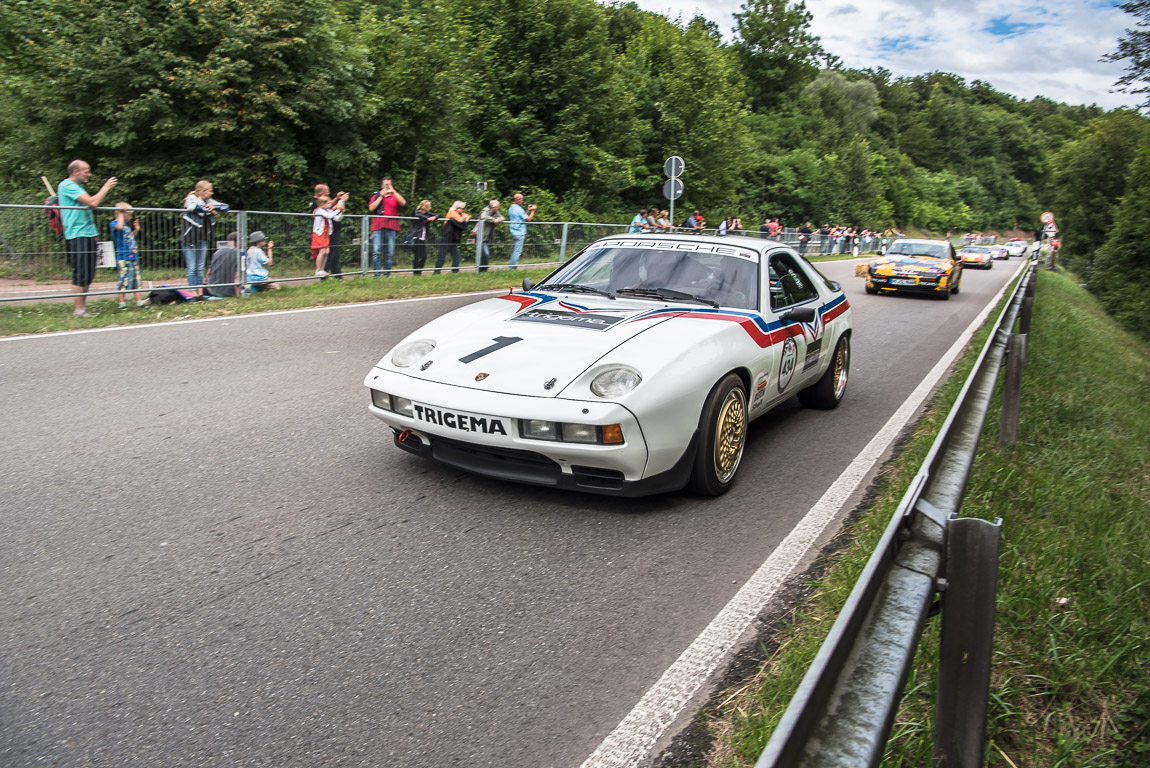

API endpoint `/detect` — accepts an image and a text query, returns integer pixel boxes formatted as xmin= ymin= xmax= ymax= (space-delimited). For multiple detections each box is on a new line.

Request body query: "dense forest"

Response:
xmin=1 ymin=0 xmax=1148 ymax=338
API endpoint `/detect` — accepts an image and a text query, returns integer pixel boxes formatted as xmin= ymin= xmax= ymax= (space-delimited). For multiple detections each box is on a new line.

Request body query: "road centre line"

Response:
xmin=580 ymin=259 xmax=1028 ymax=768
xmin=0 ymin=290 xmax=509 ymax=343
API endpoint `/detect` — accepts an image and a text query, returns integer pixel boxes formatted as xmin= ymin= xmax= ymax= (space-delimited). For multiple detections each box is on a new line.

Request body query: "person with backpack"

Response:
xmin=58 ymin=160 xmax=117 ymax=317
xmin=181 ymin=180 xmax=229 ymax=290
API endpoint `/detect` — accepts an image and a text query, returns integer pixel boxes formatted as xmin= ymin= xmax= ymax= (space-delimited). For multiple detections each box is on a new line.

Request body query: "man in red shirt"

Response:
xmin=368 ymin=175 xmax=407 ymax=276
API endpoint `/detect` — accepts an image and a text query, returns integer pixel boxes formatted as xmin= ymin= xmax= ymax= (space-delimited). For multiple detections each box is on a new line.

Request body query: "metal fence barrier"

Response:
xmin=756 ymin=259 xmax=1038 ymax=768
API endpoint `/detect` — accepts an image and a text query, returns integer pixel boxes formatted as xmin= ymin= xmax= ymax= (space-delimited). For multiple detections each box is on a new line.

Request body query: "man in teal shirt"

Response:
xmin=58 ymin=160 xmax=117 ymax=316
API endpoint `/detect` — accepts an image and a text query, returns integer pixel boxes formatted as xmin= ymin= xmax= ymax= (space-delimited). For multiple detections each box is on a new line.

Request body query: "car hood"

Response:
xmin=379 ymin=292 xmax=682 ymax=397
xmin=870 ymin=254 xmax=955 ymax=275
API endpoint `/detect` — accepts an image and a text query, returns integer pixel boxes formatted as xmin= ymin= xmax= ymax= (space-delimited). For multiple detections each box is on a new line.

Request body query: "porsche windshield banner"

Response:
xmin=510 ymin=308 xmax=625 ymax=331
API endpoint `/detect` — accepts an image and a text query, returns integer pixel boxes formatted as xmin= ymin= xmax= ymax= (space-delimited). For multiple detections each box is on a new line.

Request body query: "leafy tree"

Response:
xmin=1104 ymin=0 xmax=1150 ymax=109
xmin=1088 ymin=142 xmax=1150 ymax=341
xmin=732 ymin=0 xmax=835 ymax=112
xmin=1049 ymin=110 xmax=1150 ymax=273
xmin=0 ymin=0 xmax=376 ymax=208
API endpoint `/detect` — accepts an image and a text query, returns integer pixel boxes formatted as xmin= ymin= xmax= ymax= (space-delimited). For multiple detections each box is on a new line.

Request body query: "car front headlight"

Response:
xmin=391 ymin=339 xmax=436 ymax=368
xmin=591 ymin=367 xmax=642 ymax=398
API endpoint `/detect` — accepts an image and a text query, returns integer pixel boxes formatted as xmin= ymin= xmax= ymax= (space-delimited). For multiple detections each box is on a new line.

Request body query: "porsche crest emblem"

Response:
xmin=475 ymin=373 xmax=489 ymax=381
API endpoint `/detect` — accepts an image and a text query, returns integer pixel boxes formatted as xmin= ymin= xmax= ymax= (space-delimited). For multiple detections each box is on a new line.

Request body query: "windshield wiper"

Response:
xmin=615 ymin=287 xmax=718 ymax=308
xmin=537 ymin=282 xmax=615 ymax=300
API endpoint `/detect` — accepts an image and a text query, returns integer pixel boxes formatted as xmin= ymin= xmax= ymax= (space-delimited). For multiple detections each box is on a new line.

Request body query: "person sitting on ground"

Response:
xmin=205 ymin=231 xmax=241 ymax=298
xmin=244 ymin=231 xmax=280 ymax=295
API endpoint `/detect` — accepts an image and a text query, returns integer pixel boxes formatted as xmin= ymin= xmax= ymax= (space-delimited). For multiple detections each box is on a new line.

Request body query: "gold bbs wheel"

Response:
xmin=688 ymin=374 xmax=748 ymax=496
xmin=713 ymin=388 xmax=747 ymax=483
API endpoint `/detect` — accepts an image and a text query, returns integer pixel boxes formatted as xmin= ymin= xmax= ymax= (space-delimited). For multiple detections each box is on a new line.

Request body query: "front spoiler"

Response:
xmin=389 ymin=427 xmax=700 ymax=497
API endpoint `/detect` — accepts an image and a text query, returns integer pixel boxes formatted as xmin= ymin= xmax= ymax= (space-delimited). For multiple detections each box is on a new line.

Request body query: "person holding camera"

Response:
xmin=311 ymin=183 xmax=348 ymax=278
xmin=368 ymin=175 xmax=406 ymax=277
xmin=181 ymin=180 xmax=229 ymax=289
xmin=436 ymin=201 xmax=470 ymax=274
xmin=507 ymin=193 xmax=536 ymax=270
xmin=58 ymin=159 xmax=117 ymax=317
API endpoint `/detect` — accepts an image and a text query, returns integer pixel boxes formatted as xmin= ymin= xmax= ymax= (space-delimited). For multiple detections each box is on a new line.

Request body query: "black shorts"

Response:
xmin=66 ymin=236 xmax=99 ymax=288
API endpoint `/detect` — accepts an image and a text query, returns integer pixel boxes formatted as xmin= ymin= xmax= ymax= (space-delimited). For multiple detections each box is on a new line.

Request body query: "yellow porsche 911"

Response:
xmin=865 ymin=239 xmax=962 ymax=300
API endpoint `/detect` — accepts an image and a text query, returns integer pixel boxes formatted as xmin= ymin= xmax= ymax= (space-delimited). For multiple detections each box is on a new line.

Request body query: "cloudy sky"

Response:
xmin=629 ymin=0 xmax=1141 ymax=110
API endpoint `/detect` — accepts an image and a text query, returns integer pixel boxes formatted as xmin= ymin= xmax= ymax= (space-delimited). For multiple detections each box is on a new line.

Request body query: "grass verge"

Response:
xmin=700 ymin=269 xmax=1150 ymax=767
xmin=0 ymin=268 xmax=555 ymax=337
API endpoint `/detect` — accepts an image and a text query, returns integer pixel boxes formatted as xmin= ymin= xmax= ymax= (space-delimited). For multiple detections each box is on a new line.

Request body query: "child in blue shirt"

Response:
xmin=244 ymin=230 xmax=279 ymax=295
xmin=110 ymin=202 xmax=149 ymax=309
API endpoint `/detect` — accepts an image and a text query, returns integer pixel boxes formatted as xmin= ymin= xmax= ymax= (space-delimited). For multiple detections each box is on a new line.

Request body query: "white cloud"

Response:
xmin=623 ymin=0 xmax=1141 ymax=109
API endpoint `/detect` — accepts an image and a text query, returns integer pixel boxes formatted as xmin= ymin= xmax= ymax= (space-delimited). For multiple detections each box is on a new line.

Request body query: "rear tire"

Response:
xmin=798 ymin=334 xmax=850 ymax=409
xmin=687 ymin=374 xmax=747 ymax=496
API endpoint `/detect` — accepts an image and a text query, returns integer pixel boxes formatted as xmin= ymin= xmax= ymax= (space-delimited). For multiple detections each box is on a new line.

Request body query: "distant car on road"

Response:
xmin=989 ymin=245 xmax=1008 ymax=260
xmin=365 ymin=233 xmax=853 ymax=497
xmin=958 ymin=245 xmax=994 ymax=269
xmin=864 ymin=238 xmax=963 ymax=300
xmin=1005 ymin=238 xmax=1028 ymax=257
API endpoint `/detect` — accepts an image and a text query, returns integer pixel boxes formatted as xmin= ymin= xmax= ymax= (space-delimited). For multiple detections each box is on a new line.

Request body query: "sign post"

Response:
xmin=664 ymin=155 xmax=684 ymax=227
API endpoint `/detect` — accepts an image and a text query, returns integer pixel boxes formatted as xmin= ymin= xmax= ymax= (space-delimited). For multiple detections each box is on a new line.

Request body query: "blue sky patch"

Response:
xmin=985 ymin=16 xmax=1045 ymax=37
xmin=878 ymin=35 xmax=924 ymax=52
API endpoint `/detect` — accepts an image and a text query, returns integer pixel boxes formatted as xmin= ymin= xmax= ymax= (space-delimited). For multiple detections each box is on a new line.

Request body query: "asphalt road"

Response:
xmin=0 ymin=258 xmax=1019 ymax=767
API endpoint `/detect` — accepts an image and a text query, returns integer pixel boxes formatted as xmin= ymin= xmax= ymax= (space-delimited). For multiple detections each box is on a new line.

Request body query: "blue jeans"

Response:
xmin=509 ymin=234 xmax=525 ymax=269
xmin=371 ymin=229 xmax=396 ymax=276
xmin=182 ymin=241 xmax=208 ymax=286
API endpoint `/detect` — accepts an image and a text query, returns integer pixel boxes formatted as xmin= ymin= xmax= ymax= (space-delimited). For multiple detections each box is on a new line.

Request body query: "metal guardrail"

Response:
xmin=756 ymin=259 xmax=1038 ymax=768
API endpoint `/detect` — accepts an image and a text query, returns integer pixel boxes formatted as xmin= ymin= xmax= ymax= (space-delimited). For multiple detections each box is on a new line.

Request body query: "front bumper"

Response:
xmin=364 ymin=368 xmax=693 ymax=495
xmin=866 ymin=273 xmax=951 ymax=294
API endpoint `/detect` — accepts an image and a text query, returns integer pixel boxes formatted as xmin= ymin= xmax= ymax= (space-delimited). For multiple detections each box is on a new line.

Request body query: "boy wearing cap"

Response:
xmin=244 ymin=231 xmax=279 ymax=295
xmin=110 ymin=202 xmax=149 ymax=309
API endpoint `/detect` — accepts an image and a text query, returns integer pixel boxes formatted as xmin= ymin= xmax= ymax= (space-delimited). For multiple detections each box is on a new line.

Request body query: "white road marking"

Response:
xmin=580 ymin=259 xmax=1027 ymax=768
xmin=0 ymin=290 xmax=508 ymax=343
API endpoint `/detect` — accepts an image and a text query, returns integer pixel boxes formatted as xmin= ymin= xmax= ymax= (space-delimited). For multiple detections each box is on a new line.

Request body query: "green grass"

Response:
xmin=0 ymin=267 xmax=556 ymax=336
xmin=703 ymin=269 xmax=1150 ymax=767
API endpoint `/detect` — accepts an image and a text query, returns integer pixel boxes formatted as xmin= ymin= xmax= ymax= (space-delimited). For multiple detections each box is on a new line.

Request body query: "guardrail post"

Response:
xmin=997 ymin=333 xmax=1027 ymax=447
xmin=934 ymin=516 xmax=1002 ymax=767
xmin=559 ymin=222 xmax=569 ymax=262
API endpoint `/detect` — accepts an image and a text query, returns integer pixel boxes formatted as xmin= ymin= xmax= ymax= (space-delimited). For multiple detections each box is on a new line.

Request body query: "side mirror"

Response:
xmin=522 ymin=278 xmax=535 ymax=291
xmin=780 ymin=306 xmax=817 ymax=323
xmin=827 ymin=280 xmax=842 ymax=292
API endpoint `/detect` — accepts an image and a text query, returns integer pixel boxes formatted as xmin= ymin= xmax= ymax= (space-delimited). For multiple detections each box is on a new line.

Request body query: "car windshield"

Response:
xmin=886 ymin=242 xmax=949 ymax=259
xmin=541 ymin=241 xmax=760 ymax=310
xmin=963 ymin=246 xmax=990 ymax=253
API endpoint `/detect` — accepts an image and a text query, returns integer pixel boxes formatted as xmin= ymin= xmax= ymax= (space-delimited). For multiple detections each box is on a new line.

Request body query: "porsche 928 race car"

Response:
xmin=1005 ymin=238 xmax=1028 ymax=257
xmin=865 ymin=238 xmax=962 ymax=299
xmin=958 ymin=245 xmax=995 ymax=269
xmin=365 ymin=234 xmax=853 ymax=497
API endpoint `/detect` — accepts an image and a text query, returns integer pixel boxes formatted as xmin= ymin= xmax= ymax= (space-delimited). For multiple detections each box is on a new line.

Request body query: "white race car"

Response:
xmin=1005 ymin=238 xmax=1028 ymax=257
xmin=365 ymin=234 xmax=853 ymax=496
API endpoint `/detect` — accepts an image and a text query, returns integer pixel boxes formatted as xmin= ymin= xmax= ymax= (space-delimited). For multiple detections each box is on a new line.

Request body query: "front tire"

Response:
xmin=688 ymin=374 xmax=747 ymax=496
xmin=798 ymin=334 xmax=850 ymax=409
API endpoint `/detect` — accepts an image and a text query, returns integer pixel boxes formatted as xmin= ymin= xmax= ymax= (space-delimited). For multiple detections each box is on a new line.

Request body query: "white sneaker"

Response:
xmin=315 ymin=270 xmax=328 ymax=277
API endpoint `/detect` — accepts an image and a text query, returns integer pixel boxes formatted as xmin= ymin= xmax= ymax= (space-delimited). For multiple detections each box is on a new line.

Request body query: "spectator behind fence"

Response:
xmin=412 ymin=200 xmax=438 ymax=276
xmin=731 ymin=217 xmax=743 ymax=234
xmin=110 ymin=202 xmax=148 ymax=310
xmin=507 ymin=193 xmax=535 ymax=270
xmin=58 ymin=159 xmax=117 ymax=317
xmin=477 ymin=199 xmax=502 ymax=274
xmin=205 ymin=231 xmax=240 ymax=298
xmin=629 ymin=207 xmax=648 ymax=233
xmin=436 ymin=201 xmax=470 ymax=274
xmin=181 ymin=180 xmax=229 ymax=290
xmin=244 ymin=230 xmax=280 ymax=295
xmin=718 ymin=216 xmax=731 ymax=236
xmin=683 ymin=210 xmax=703 ymax=233
xmin=368 ymin=175 xmax=406 ymax=277
xmin=656 ymin=210 xmax=671 ymax=231
xmin=798 ymin=221 xmax=813 ymax=255
xmin=310 ymin=183 xmax=347 ymax=279
xmin=310 ymin=192 xmax=346 ymax=278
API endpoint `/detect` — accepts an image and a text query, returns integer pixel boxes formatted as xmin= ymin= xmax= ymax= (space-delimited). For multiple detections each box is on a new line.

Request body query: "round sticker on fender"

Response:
xmin=778 ymin=337 xmax=798 ymax=392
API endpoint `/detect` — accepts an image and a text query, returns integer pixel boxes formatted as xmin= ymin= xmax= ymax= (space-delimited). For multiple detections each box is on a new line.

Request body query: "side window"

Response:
xmin=768 ymin=254 xmax=819 ymax=310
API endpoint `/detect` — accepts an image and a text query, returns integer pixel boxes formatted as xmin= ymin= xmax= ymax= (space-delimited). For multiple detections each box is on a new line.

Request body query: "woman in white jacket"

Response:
xmin=310 ymin=192 xmax=346 ymax=277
